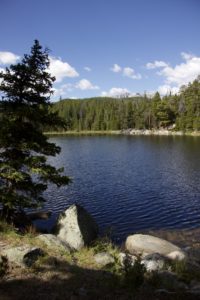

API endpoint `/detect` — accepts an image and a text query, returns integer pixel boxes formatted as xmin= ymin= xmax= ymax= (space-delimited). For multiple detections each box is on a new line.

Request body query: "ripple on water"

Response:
xmin=37 ymin=135 xmax=200 ymax=242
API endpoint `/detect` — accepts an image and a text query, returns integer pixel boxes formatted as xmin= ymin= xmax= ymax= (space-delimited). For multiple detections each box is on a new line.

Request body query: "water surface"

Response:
xmin=40 ymin=135 xmax=200 ymax=243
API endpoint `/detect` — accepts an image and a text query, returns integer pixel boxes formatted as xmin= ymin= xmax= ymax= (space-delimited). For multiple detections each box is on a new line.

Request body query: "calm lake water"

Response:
xmin=39 ymin=135 xmax=200 ymax=243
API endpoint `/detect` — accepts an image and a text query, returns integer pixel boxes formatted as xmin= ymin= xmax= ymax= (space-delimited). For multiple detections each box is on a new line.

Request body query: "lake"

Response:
xmin=39 ymin=135 xmax=200 ymax=243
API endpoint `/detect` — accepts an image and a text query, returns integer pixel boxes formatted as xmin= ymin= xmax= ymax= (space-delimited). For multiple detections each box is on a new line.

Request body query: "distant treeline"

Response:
xmin=51 ymin=77 xmax=200 ymax=132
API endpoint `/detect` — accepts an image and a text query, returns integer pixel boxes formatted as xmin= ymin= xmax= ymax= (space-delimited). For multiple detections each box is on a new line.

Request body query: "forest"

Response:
xmin=51 ymin=77 xmax=200 ymax=132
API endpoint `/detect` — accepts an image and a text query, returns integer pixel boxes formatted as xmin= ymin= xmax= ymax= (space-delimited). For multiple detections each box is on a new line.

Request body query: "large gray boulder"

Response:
xmin=1 ymin=245 xmax=44 ymax=267
xmin=125 ymin=234 xmax=182 ymax=257
xmin=55 ymin=204 xmax=98 ymax=250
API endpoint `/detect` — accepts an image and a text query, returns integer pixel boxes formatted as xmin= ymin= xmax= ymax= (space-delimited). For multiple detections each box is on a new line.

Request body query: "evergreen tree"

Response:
xmin=0 ymin=40 xmax=70 ymax=218
xmin=51 ymin=77 xmax=200 ymax=132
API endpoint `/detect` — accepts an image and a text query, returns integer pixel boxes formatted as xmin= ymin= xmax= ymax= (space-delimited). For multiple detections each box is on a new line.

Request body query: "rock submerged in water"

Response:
xmin=55 ymin=204 xmax=98 ymax=250
xmin=125 ymin=234 xmax=184 ymax=258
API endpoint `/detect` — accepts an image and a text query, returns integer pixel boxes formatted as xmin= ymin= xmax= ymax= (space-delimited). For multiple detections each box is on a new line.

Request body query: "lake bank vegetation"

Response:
xmin=50 ymin=77 xmax=200 ymax=134
xmin=2 ymin=207 xmax=200 ymax=300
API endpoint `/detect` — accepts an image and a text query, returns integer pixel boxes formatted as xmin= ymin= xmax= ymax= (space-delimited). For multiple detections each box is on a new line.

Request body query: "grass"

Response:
xmin=0 ymin=219 xmax=16 ymax=234
xmin=2 ymin=220 xmax=200 ymax=299
xmin=44 ymin=130 xmax=121 ymax=136
xmin=44 ymin=130 xmax=200 ymax=136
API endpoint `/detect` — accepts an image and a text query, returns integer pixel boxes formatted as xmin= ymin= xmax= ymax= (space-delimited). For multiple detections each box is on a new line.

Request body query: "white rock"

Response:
xmin=94 ymin=252 xmax=114 ymax=266
xmin=142 ymin=259 xmax=163 ymax=271
xmin=141 ymin=253 xmax=166 ymax=272
xmin=142 ymin=261 xmax=164 ymax=272
xmin=56 ymin=204 xmax=98 ymax=250
xmin=167 ymin=250 xmax=186 ymax=261
xmin=1 ymin=246 xmax=44 ymax=267
xmin=37 ymin=234 xmax=71 ymax=252
xmin=118 ymin=252 xmax=137 ymax=267
xmin=125 ymin=234 xmax=181 ymax=256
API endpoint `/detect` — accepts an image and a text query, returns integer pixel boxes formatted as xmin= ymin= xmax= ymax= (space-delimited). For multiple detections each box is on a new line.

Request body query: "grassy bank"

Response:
xmin=1 ymin=220 xmax=200 ymax=299
xmin=44 ymin=130 xmax=121 ymax=136
xmin=0 ymin=221 xmax=145 ymax=300
xmin=44 ymin=130 xmax=200 ymax=136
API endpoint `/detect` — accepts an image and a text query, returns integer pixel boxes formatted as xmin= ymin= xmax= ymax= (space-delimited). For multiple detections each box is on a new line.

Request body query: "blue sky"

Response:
xmin=0 ymin=0 xmax=200 ymax=100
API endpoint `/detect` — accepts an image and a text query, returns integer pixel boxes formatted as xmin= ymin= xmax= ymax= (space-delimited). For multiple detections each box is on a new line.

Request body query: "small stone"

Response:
xmin=157 ymin=270 xmax=188 ymax=291
xmin=190 ymin=280 xmax=200 ymax=288
xmin=167 ymin=250 xmax=186 ymax=261
xmin=185 ymin=247 xmax=200 ymax=263
xmin=141 ymin=253 xmax=167 ymax=272
xmin=78 ymin=287 xmax=87 ymax=296
xmin=155 ymin=289 xmax=175 ymax=295
xmin=190 ymin=280 xmax=200 ymax=293
xmin=118 ymin=252 xmax=136 ymax=267
xmin=94 ymin=252 xmax=114 ymax=266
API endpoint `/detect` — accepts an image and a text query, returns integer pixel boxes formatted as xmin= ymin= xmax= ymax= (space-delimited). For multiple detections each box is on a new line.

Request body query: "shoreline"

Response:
xmin=44 ymin=129 xmax=200 ymax=136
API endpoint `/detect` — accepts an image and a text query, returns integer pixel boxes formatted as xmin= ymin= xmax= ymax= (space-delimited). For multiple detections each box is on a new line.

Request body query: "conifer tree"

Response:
xmin=0 ymin=40 xmax=70 ymax=218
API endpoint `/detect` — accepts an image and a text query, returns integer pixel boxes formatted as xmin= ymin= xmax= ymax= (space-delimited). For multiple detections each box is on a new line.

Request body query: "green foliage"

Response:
xmin=0 ymin=219 xmax=15 ymax=233
xmin=171 ymin=259 xmax=200 ymax=283
xmin=0 ymin=40 xmax=70 ymax=217
xmin=123 ymin=254 xmax=146 ymax=291
xmin=50 ymin=77 xmax=200 ymax=132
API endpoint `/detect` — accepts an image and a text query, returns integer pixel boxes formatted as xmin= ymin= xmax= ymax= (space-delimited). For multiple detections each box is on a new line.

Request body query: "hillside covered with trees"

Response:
xmin=51 ymin=77 xmax=200 ymax=132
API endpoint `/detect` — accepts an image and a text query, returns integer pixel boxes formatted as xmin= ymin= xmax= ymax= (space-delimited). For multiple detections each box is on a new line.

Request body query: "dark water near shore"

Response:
xmin=38 ymin=135 xmax=200 ymax=243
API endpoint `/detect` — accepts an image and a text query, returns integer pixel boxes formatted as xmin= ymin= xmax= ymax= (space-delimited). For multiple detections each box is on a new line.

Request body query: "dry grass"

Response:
xmin=1 ymin=221 xmax=200 ymax=299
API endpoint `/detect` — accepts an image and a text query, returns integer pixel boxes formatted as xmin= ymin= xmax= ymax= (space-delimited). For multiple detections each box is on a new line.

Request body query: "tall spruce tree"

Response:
xmin=0 ymin=40 xmax=70 ymax=218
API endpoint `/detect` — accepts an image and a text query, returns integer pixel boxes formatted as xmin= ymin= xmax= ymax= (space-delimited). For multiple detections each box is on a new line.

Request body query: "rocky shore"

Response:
xmin=45 ymin=129 xmax=200 ymax=137
xmin=121 ymin=128 xmax=200 ymax=136
xmin=1 ymin=204 xmax=200 ymax=299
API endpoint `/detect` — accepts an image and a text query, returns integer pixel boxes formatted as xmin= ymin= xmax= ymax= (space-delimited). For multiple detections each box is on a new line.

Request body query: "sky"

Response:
xmin=0 ymin=0 xmax=200 ymax=100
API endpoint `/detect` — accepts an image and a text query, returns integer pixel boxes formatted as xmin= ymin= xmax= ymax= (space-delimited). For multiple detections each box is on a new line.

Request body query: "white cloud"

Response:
xmin=84 ymin=66 xmax=91 ymax=72
xmin=111 ymin=64 xmax=121 ymax=73
xmin=52 ymin=79 xmax=99 ymax=99
xmin=123 ymin=67 xmax=141 ymax=79
xmin=49 ymin=57 xmax=79 ymax=82
xmin=146 ymin=60 xmax=168 ymax=69
xmin=101 ymin=87 xmax=131 ymax=98
xmin=159 ymin=53 xmax=200 ymax=86
xmin=0 ymin=51 xmax=20 ymax=65
xmin=181 ymin=52 xmax=194 ymax=61
xmin=157 ymin=85 xmax=179 ymax=96
xmin=111 ymin=64 xmax=141 ymax=79
xmin=53 ymin=83 xmax=74 ymax=98
xmin=75 ymin=79 xmax=99 ymax=90
xmin=146 ymin=52 xmax=200 ymax=95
